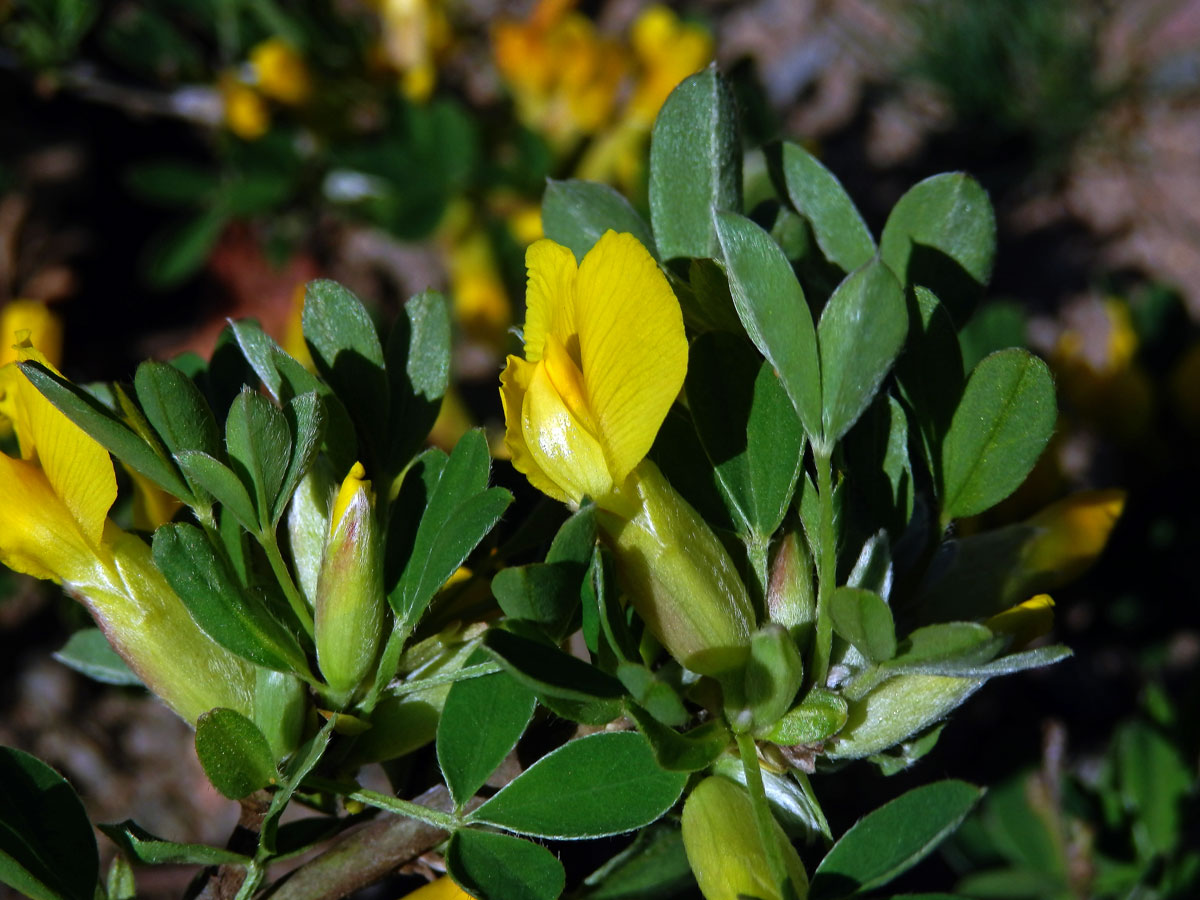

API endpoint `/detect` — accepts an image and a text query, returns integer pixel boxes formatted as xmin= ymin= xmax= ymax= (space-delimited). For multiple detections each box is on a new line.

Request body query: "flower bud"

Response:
xmin=682 ymin=777 xmax=809 ymax=900
xmin=598 ymin=460 xmax=753 ymax=676
xmin=766 ymin=529 xmax=815 ymax=641
xmin=287 ymin=461 xmax=334 ymax=608
xmin=826 ymin=674 xmax=982 ymax=760
xmin=315 ymin=462 xmax=385 ymax=697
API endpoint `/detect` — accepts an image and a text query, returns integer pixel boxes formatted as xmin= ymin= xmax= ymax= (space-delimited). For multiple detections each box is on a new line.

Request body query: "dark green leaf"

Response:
xmin=134 ymin=360 xmax=221 ymax=459
xmin=492 ymin=562 xmax=582 ymax=640
xmin=126 ymin=161 xmax=219 ymax=208
xmin=688 ymin=332 xmax=805 ymax=541
xmin=811 ymin=780 xmax=984 ymax=899
xmin=769 ymin=141 xmax=876 ymax=272
xmin=438 ymin=650 xmax=537 ymax=809
xmin=650 ymin=67 xmax=742 ymax=261
xmin=390 ymin=431 xmax=512 ymax=630
xmin=143 ymin=210 xmax=227 ymax=289
xmin=177 ymin=451 xmax=259 ymax=532
xmin=829 ymin=587 xmax=896 ymax=664
xmin=893 ymin=623 xmax=1000 ymax=669
xmin=98 ymin=821 xmax=249 ymax=866
xmin=0 ymin=746 xmax=98 ymax=900
xmin=225 ymin=389 xmax=292 ymax=526
xmin=273 ymin=391 xmax=323 ymax=524
xmin=228 ymin=319 xmax=321 ymax=403
xmin=817 ymin=260 xmax=908 ymax=446
xmin=626 ymin=705 xmax=727 ymax=772
xmin=895 ymin=287 xmax=964 ymax=477
xmin=1115 ymin=721 xmax=1192 ymax=856
xmin=446 ymin=829 xmax=565 ymax=900
xmin=543 ymin=179 xmax=657 ymax=262
xmin=152 ymin=523 xmax=308 ymax=673
xmin=53 ymin=629 xmax=141 ymax=687
xmin=941 ymin=349 xmax=1056 ymax=521
xmin=483 ymin=628 xmax=625 ymax=704
xmin=714 ymin=210 xmax=822 ymax=443
xmin=579 ymin=822 xmax=694 ymax=900
xmin=194 ymin=708 xmax=276 ymax=800
xmin=879 ymin=173 xmax=995 ymax=324
xmin=387 ymin=290 xmax=451 ymax=472
xmin=18 ymin=361 xmax=192 ymax=502
xmin=471 ymin=732 xmax=688 ymax=838
xmin=547 ymin=503 xmax=598 ymax=565
xmin=303 ymin=279 xmax=388 ymax=468
xmin=617 ymin=663 xmax=689 ymax=727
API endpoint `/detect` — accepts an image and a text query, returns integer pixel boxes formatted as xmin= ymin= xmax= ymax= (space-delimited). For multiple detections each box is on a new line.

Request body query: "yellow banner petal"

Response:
xmin=522 ymin=239 xmax=578 ymax=363
xmin=5 ymin=347 xmax=117 ymax=547
xmin=575 ymin=231 xmax=686 ymax=481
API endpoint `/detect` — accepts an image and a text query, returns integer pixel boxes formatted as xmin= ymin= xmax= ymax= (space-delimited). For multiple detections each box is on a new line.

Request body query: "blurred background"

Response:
xmin=1 ymin=1 xmax=1199 ymax=897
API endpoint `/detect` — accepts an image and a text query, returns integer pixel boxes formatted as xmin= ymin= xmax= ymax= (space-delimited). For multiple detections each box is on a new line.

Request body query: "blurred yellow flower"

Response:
xmin=493 ymin=0 xmax=628 ymax=152
xmin=627 ymin=4 xmax=713 ymax=126
xmin=220 ymin=73 xmax=270 ymax=140
xmin=500 ymin=231 xmax=685 ymax=508
xmin=986 ymin=593 xmax=1056 ymax=648
xmin=0 ymin=299 xmax=62 ymax=369
xmin=0 ymin=339 xmax=254 ymax=723
xmin=250 ymin=38 xmax=312 ymax=106
xmin=376 ymin=0 xmax=452 ymax=102
xmin=1021 ymin=489 xmax=1125 ymax=588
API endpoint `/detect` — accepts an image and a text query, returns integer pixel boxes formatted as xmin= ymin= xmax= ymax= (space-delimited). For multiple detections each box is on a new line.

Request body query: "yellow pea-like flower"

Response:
xmin=500 ymin=233 xmax=753 ymax=675
xmin=250 ymin=37 xmax=312 ymax=106
xmin=500 ymin=231 xmax=686 ymax=508
xmin=0 ymin=340 xmax=255 ymax=724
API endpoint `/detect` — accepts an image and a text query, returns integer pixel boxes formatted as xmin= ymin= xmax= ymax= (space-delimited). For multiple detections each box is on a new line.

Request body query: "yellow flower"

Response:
xmin=986 ymin=594 xmax=1056 ymax=648
xmin=627 ymin=5 xmax=713 ymax=125
xmin=500 ymin=233 xmax=753 ymax=674
xmin=400 ymin=876 xmax=474 ymax=899
xmin=0 ymin=299 xmax=62 ymax=369
xmin=493 ymin=0 xmax=628 ymax=152
xmin=250 ymin=37 xmax=312 ymax=106
xmin=220 ymin=73 xmax=270 ymax=140
xmin=500 ymin=232 xmax=685 ymax=508
xmin=377 ymin=0 xmax=452 ymax=103
xmin=0 ymin=340 xmax=254 ymax=723
xmin=1019 ymin=489 xmax=1125 ymax=589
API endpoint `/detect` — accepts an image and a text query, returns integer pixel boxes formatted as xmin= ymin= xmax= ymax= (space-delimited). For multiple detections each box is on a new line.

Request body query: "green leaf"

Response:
xmin=688 ymin=332 xmax=805 ymax=541
xmin=105 ymin=854 xmax=135 ymax=900
xmin=437 ymin=650 xmax=537 ymax=809
xmin=98 ymin=821 xmax=250 ymax=866
xmin=194 ymin=708 xmax=277 ymax=800
xmin=389 ymin=431 xmax=512 ymax=630
xmin=273 ymin=391 xmax=323 ymax=524
xmin=152 ymin=523 xmax=309 ymax=673
xmin=471 ymin=732 xmax=688 ymax=839
xmin=134 ymin=360 xmax=222 ymax=459
xmin=492 ymin=562 xmax=582 ymax=640
xmin=0 ymin=746 xmax=98 ymax=900
xmin=143 ymin=209 xmax=227 ymax=289
xmin=386 ymin=289 xmax=451 ymax=472
xmin=879 ymin=173 xmax=995 ymax=324
xmin=542 ymin=178 xmax=657 ymax=261
xmin=940 ymin=349 xmax=1056 ymax=521
xmin=1115 ymin=721 xmax=1193 ymax=856
xmin=228 ymin=319 xmax=321 ymax=403
xmin=303 ymin=279 xmax=389 ymax=468
xmin=177 ymin=451 xmax=259 ymax=532
xmin=578 ymin=822 xmax=695 ymax=900
xmin=762 ymin=688 xmax=849 ymax=745
xmin=829 ymin=587 xmax=896 ymax=664
xmin=817 ymin=260 xmax=908 ymax=446
xmin=714 ymin=210 xmax=822 ymax=443
xmin=650 ymin=66 xmax=742 ymax=261
xmin=811 ymin=780 xmax=984 ymax=899
xmin=18 ymin=361 xmax=192 ymax=502
xmin=126 ymin=161 xmax=219 ymax=208
xmin=446 ymin=829 xmax=565 ymax=900
xmin=483 ymin=628 xmax=625 ymax=705
xmin=626 ymin=705 xmax=728 ymax=772
xmin=769 ymin=141 xmax=876 ymax=272
xmin=225 ymin=389 xmax=292 ymax=527
xmin=53 ymin=629 xmax=141 ymax=687
xmin=892 ymin=623 xmax=1001 ymax=669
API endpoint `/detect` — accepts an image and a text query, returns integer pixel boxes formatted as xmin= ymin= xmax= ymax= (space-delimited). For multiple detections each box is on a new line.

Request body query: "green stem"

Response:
xmin=812 ymin=450 xmax=837 ymax=688
xmin=347 ymin=786 xmax=461 ymax=831
xmin=260 ymin=530 xmax=315 ymax=637
xmin=790 ymin=770 xmax=832 ymax=841
xmin=736 ymin=732 xmax=791 ymax=899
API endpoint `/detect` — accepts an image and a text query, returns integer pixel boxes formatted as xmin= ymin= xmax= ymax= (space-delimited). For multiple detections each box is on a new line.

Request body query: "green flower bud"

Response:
xmin=767 ymin=529 xmax=815 ymax=641
xmin=825 ymin=674 xmax=983 ymax=759
xmin=682 ymin=776 xmax=809 ymax=900
xmin=597 ymin=460 xmax=753 ymax=676
xmin=315 ymin=462 xmax=385 ymax=697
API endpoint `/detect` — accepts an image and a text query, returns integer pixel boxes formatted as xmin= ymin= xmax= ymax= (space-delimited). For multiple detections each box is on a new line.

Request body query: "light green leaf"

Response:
xmin=829 ymin=586 xmax=897 ymax=664
xmin=53 ymin=629 xmax=141 ymax=687
xmin=543 ymin=179 xmax=656 ymax=261
xmin=98 ymin=821 xmax=250 ymax=866
xmin=194 ymin=708 xmax=276 ymax=800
